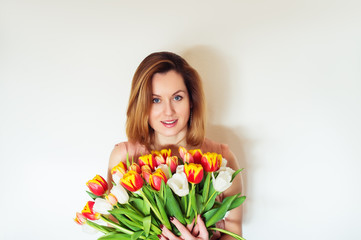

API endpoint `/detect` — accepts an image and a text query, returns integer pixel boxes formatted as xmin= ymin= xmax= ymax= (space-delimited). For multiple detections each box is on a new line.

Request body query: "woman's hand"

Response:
xmin=159 ymin=215 xmax=209 ymax=240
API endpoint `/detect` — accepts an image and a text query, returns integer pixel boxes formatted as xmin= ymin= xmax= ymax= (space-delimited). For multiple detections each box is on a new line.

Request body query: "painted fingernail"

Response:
xmin=158 ymin=234 xmax=161 ymax=239
xmin=160 ymin=224 xmax=164 ymax=229
xmin=169 ymin=216 xmax=174 ymax=221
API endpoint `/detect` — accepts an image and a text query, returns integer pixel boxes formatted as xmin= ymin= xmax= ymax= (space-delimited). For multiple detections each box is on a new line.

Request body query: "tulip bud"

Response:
xmin=129 ymin=162 xmax=141 ymax=174
xmin=110 ymin=184 xmax=129 ymax=204
xmin=166 ymin=156 xmax=178 ymax=173
xmin=93 ymin=198 xmax=113 ymax=214
xmin=105 ymin=193 xmax=118 ymax=206
xmin=167 ymin=172 xmax=189 ymax=197
xmin=178 ymin=146 xmax=188 ymax=160
xmin=201 ymin=152 xmax=222 ymax=172
xmin=189 ymin=149 xmax=203 ymax=164
xmin=120 ymin=170 xmax=144 ymax=192
xmin=183 ymin=152 xmax=194 ymax=163
xmin=81 ymin=201 xmax=100 ymax=220
xmin=212 ymin=168 xmax=234 ymax=192
xmin=86 ymin=175 xmax=108 ymax=196
xmin=74 ymin=212 xmax=86 ymax=225
xmin=141 ymin=165 xmax=152 ymax=183
xmin=149 ymin=168 xmax=167 ymax=191
xmin=156 ymin=164 xmax=171 ymax=179
xmin=138 ymin=154 xmax=157 ymax=171
xmin=184 ymin=163 xmax=204 ymax=184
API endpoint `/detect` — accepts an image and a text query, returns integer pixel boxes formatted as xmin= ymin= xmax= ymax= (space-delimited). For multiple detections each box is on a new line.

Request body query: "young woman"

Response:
xmin=108 ymin=51 xmax=243 ymax=239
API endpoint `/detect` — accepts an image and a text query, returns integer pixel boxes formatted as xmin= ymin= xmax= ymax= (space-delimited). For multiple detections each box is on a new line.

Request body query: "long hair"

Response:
xmin=126 ymin=51 xmax=206 ymax=148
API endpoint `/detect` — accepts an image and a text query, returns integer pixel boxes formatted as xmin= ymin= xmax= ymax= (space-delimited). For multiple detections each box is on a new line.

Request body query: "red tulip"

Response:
xmin=81 ymin=201 xmax=100 ymax=220
xmin=141 ymin=165 xmax=152 ymax=183
xmin=86 ymin=175 xmax=108 ymax=196
xmin=184 ymin=163 xmax=204 ymax=184
xmin=149 ymin=168 xmax=167 ymax=191
xmin=166 ymin=156 xmax=178 ymax=173
xmin=138 ymin=154 xmax=157 ymax=171
xmin=120 ymin=170 xmax=144 ymax=192
xmin=201 ymin=152 xmax=222 ymax=172
xmin=183 ymin=152 xmax=194 ymax=163
xmin=189 ymin=149 xmax=203 ymax=164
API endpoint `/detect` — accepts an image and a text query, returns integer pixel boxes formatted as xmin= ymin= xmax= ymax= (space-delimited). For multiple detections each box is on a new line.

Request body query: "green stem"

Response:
xmin=100 ymin=216 xmax=134 ymax=235
xmin=209 ymin=227 xmax=246 ymax=240
xmin=202 ymin=190 xmax=219 ymax=212
xmin=139 ymin=189 xmax=164 ymax=225
xmin=186 ymin=183 xmax=195 ymax=218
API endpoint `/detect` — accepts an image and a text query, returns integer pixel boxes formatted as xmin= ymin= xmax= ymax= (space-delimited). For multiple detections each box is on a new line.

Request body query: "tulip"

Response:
xmin=120 ymin=170 xmax=144 ymax=192
xmin=184 ymin=163 xmax=204 ymax=184
xmin=74 ymin=212 xmax=86 ymax=225
xmin=138 ymin=154 xmax=157 ymax=171
xmin=86 ymin=175 xmax=108 ymax=196
xmin=167 ymin=172 xmax=189 ymax=197
xmin=111 ymin=162 xmax=127 ymax=184
xmin=93 ymin=198 xmax=113 ymax=214
xmin=105 ymin=193 xmax=118 ymax=206
xmin=212 ymin=167 xmax=235 ymax=192
xmin=141 ymin=165 xmax=152 ymax=183
xmin=183 ymin=152 xmax=194 ymax=163
xmin=156 ymin=164 xmax=171 ymax=179
xmin=166 ymin=156 xmax=178 ymax=173
xmin=129 ymin=162 xmax=141 ymax=174
xmin=201 ymin=152 xmax=222 ymax=172
xmin=110 ymin=184 xmax=129 ymax=204
xmin=178 ymin=146 xmax=188 ymax=159
xmin=176 ymin=165 xmax=184 ymax=174
xmin=189 ymin=149 xmax=203 ymax=164
xmin=81 ymin=201 xmax=100 ymax=220
xmin=149 ymin=168 xmax=167 ymax=191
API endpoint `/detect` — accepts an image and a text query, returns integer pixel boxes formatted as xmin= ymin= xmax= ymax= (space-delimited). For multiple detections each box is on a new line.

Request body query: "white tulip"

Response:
xmin=112 ymin=173 xmax=121 ymax=186
xmin=93 ymin=198 xmax=113 ymax=214
xmin=220 ymin=158 xmax=228 ymax=168
xmin=167 ymin=172 xmax=189 ymax=197
xmin=156 ymin=164 xmax=171 ymax=179
xmin=110 ymin=184 xmax=129 ymax=204
xmin=212 ymin=170 xmax=233 ymax=192
xmin=176 ymin=165 xmax=184 ymax=174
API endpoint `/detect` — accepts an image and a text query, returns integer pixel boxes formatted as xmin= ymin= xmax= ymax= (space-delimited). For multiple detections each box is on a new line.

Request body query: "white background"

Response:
xmin=1 ymin=0 xmax=360 ymax=239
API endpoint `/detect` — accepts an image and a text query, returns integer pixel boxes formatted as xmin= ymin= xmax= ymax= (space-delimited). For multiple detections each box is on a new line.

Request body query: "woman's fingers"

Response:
xmin=169 ymin=217 xmax=195 ymax=239
xmin=186 ymin=218 xmax=195 ymax=232
xmin=195 ymin=215 xmax=209 ymax=239
xmin=161 ymin=225 xmax=181 ymax=240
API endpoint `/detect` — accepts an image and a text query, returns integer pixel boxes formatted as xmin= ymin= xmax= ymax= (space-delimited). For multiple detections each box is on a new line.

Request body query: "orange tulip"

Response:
xmin=120 ymin=170 xmax=144 ymax=192
xmin=149 ymin=168 xmax=167 ymax=191
xmin=166 ymin=156 xmax=178 ymax=173
xmin=81 ymin=201 xmax=100 ymax=220
xmin=138 ymin=154 xmax=157 ymax=171
xmin=184 ymin=163 xmax=204 ymax=184
xmin=201 ymin=152 xmax=222 ymax=172
xmin=189 ymin=149 xmax=203 ymax=164
xmin=86 ymin=175 xmax=108 ymax=196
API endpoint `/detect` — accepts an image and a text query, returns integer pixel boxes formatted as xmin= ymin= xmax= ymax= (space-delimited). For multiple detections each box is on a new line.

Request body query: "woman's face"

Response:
xmin=149 ymin=70 xmax=191 ymax=144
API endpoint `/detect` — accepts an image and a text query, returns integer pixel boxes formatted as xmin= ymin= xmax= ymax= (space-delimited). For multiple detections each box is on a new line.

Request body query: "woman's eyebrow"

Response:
xmin=152 ymin=90 xmax=186 ymax=97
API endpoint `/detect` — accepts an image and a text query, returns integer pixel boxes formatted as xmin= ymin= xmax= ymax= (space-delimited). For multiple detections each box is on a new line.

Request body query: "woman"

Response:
xmin=108 ymin=51 xmax=243 ymax=239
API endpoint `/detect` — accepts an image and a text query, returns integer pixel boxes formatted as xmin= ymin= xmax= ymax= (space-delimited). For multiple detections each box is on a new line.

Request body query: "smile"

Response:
xmin=161 ymin=119 xmax=178 ymax=128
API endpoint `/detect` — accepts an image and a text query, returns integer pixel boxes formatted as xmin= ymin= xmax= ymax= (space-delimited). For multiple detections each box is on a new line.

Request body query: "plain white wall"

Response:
xmin=1 ymin=0 xmax=360 ymax=239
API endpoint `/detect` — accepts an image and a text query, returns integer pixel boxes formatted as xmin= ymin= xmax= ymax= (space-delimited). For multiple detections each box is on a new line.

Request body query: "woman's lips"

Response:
xmin=161 ymin=119 xmax=178 ymax=128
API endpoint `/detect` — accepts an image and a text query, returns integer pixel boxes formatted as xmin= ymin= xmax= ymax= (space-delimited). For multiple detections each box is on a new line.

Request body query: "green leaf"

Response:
xmin=155 ymin=194 xmax=171 ymax=229
xmin=202 ymin=184 xmax=218 ymax=212
xmin=86 ymin=190 xmax=101 ymax=200
xmin=110 ymin=208 xmax=144 ymax=223
xmin=98 ymin=232 xmax=132 ymax=240
xmin=206 ymin=193 xmax=240 ymax=227
xmin=195 ymin=193 xmax=203 ymax=213
xmin=201 ymin=172 xmax=211 ymax=204
xmin=129 ymin=198 xmax=148 ymax=216
xmin=85 ymin=220 xmax=114 ymax=234
xmin=126 ymin=153 xmax=130 ymax=168
xmin=165 ymin=185 xmax=186 ymax=224
xmin=229 ymin=195 xmax=246 ymax=211
xmin=109 ymin=214 xmax=142 ymax=232
xmin=143 ymin=215 xmax=151 ymax=237
xmin=232 ymin=168 xmax=244 ymax=181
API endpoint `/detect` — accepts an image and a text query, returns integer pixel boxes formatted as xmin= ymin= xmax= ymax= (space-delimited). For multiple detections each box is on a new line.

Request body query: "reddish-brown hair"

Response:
xmin=126 ymin=51 xmax=206 ymax=148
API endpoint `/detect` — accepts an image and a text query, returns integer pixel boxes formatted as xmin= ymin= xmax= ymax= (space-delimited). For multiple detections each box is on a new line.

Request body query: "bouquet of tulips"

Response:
xmin=74 ymin=147 xmax=246 ymax=240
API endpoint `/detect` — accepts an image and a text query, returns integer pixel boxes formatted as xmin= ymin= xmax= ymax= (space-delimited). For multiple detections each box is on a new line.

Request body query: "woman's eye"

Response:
xmin=174 ymin=95 xmax=183 ymax=101
xmin=152 ymin=98 xmax=161 ymax=103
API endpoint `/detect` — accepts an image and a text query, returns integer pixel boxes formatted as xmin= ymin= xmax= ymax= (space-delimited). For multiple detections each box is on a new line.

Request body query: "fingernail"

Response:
xmin=160 ymin=224 xmax=164 ymax=229
xmin=169 ymin=216 xmax=174 ymax=221
xmin=158 ymin=234 xmax=161 ymax=239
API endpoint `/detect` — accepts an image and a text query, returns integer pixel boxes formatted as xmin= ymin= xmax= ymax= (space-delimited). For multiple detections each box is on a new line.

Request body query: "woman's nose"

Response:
xmin=163 ymin=101 xmax=175 ymax=115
